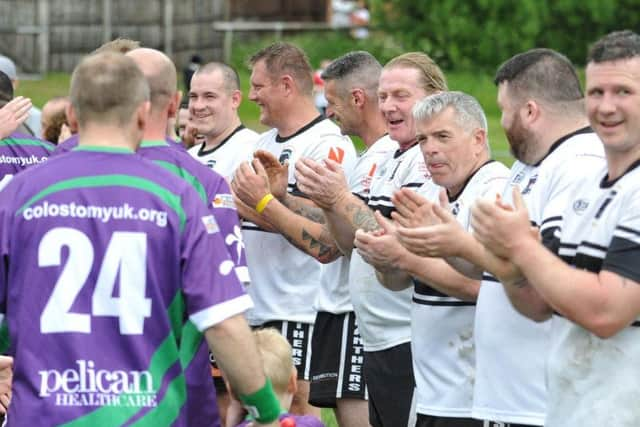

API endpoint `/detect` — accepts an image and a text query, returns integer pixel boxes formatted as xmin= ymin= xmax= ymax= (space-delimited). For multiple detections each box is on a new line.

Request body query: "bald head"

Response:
xmin=126 ymin=48 xmax=177 ymax=111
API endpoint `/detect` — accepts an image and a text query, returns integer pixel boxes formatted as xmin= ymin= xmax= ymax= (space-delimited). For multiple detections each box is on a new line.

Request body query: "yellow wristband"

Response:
xmin=255 ymin=193 xmax=274 ymax=214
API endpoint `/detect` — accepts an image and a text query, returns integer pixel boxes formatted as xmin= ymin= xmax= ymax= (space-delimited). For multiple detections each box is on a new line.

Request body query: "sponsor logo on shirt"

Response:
xmin=201 ymin=215 xmax=219 ymax=234
xmin=212 ymin=193 xmax=236 ymax=210
xmin=38 ymin=359 xmax=157 ymax=408
xmin=328 ymin=147 xmax=345 ymax=164
xmin=0 ymin=154 xmax=47 ymax=166
xmin=22 ymin=202 xmax=168 ymax=227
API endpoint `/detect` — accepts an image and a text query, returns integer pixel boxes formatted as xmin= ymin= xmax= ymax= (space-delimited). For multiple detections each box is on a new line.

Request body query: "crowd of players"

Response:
xmin=0 ymin=28 xmax=638 ymax=427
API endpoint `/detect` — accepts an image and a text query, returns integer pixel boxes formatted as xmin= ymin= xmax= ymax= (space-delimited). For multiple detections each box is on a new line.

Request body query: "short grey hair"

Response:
xmin=321 ymin=51 xmax=381 ymax=99
xmin=413 ymin=91 xmax=489 ymax=146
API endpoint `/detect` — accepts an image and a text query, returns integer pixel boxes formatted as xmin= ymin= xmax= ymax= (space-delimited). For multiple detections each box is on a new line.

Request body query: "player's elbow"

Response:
xmin=582 ymin=315 xmax=627 ymax=339
xmin=316 ymin=250 xmax=342 ymax=264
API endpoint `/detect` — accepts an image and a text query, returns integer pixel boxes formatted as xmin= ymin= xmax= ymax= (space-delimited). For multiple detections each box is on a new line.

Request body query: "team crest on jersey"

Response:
xmin=212 ymin=193 xmax=236 ymax=210
xmin=201 ymin=215 xmax=219 ymax=234
xmin=279 ymin=148 xmax=294 ymax=165
xmin=451 ymin=202 xmax=461 ymax=217
xmin=206 ymin=159 xmax=217 ymax=170
xmin=572 ymin=199 xmax=589 ymax=214
xmin=513 ymin=171 xmax=525 ymax=184
xmin=521 ymin=174 xmax=538 ymax=195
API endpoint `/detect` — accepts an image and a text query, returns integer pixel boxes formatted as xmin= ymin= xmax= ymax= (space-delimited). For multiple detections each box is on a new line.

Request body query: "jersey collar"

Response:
xmin=73 ymin=145 xmax=135 ymax=154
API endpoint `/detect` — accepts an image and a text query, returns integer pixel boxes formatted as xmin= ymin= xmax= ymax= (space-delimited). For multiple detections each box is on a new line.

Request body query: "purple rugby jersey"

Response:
xmin=0 ymin=132 xmax=54 ymax=182
xmin=137 ymin=139 xmax=250 ymax=427
xmin=137 ymin=139 xmax=249 ymax=283
xmin=0 ymin=146 xmax=251 ymax=427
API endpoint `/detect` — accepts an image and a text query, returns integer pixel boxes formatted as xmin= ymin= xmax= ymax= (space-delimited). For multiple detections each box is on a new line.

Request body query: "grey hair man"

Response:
xmin=294 ymin=52 xmax=447 ymax=427
xmin=390 ymin=49 xmax=605 ymax=426
xmin=355 ymin=91 xmax=509 ymax=427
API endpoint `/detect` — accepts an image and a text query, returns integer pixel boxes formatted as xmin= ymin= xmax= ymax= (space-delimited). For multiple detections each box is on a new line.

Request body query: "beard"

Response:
xmin=505 ymin=114 xmax=537 ymax=164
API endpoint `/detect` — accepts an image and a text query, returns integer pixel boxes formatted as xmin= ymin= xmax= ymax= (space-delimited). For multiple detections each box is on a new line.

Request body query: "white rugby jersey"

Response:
xmin=545 ymin=161 xmax=640 ymax=427
xmin=473 ymin=128 xmax=605 ymax=425
xmin=412 ymin=160 xmax=509 ymax=418
xmin=315 ymin=135 xmax=397 ymax=314
xmin=243 ymin=117 xmax=357 ymax=325
xmin=188 ymin=125 xmax=259 ymax=180
xmin=349 ymin=143 xmax=437 ymax=351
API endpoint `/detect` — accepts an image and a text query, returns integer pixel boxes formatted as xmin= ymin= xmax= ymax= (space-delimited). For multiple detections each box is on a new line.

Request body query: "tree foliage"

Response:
xmin=370 ymin=0 xmax=640 ymax=70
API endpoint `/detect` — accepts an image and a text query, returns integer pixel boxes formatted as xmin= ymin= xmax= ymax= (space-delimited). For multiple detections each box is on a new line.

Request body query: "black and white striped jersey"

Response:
xmin=349 ymin=142 xmax=437 ymax=351
xmin=473 ymin=128 xmax=605 ymax=425
xmin=411 ymin=160 xmax=509 ymax=418
xmin=546 ymin=159 xmax=640 ymax=427
xmin=316 ymin=135 xmax=397 ymax=315
xmin=242 ymin=117 xmax=357 ymax=325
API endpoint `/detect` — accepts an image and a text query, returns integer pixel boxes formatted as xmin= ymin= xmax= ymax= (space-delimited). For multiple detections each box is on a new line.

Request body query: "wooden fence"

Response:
xmin=0 ymin=0 xmax=329 ymax=74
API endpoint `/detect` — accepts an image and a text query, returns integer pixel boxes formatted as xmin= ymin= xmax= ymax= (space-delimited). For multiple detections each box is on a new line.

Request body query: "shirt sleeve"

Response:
xmin=539 ymin=154 xmax=604 ymax=250
xmin=180 ymin=186 xmax=252 ymax=332
xmin=602 ymin=189 xmax=640 ymax=284
xmin=206 ymin=175 xmax=250 ymax=284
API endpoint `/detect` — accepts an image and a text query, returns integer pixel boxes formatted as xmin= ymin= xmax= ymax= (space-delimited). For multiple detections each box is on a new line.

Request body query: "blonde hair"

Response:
xmin=254 ymin=329 xmax=294 ymax=395
xmin=92 ymin=38 xmax=141 ymax=55
xmin=384 ymin=52 xmax=448 ymax=94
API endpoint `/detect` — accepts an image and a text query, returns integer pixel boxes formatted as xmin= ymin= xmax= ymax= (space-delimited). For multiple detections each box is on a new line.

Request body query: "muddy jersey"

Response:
xmin=315 ymin=135 xmax=397 ymax=314
xmin=349 ymin=143 xmax=436 ymax=351
xmin=188 ymin=125 xmax=259 ymax=181
xmin=0 ymin=132 xmax=53 ymax=184
xmin=473 ymin=128 xmax=604 ymax=425
xmin=242 ymin=116 xmax=356 ymax=325
xmin=545 ymin=161 xmax=640 ymax=427
xmin=412 ymin=161 xmax=509 ymax=418
xmin=0 ymin=146 xmax=250 ymax=427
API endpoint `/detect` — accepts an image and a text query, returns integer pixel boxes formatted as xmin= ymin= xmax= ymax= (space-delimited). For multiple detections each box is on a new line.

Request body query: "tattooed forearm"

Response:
xmin=283 ymin=194 xmax=326 ymax=224
xmin=345 ymin=202 xmax=379 ymax=232
xmin=302 ymin=228 xmax=341 ymax=263
xmin=281 ymin=225 xmax=340 ymax=263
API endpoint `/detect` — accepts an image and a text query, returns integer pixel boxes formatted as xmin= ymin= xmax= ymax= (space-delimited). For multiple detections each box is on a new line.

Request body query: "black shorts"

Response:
xmin=208 ymin=352 xmax=227 ymax=394
xmin=365 ymin=342 xmax=415 ymax=427
xmin=308 ymin=311 xmax=367 ymax=407
xmin=257 ymin=320 xmax=314 ymax=380
xmin=416 ymin=414 xmax=483 ymax=427
xmin=482 ymin=422 xmax=541 ymax=427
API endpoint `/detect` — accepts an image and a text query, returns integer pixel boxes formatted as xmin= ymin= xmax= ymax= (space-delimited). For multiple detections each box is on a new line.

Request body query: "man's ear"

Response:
xmin=352 ymin=88 xmax=365 ymax=108
xmin=65 ymin=103 xmax=79 ymax=133
xmin=168 ymin=91 xmax=182 ymax=119
xmin=281 ymin=75 xmax=295 ymax=96
xmin=136 ymin=100 xmax=151 ymax=132
xmin=287 ymin=366 xmax=298 ymax=394
xmin=231 ymin=89 xmax=242 ymax=110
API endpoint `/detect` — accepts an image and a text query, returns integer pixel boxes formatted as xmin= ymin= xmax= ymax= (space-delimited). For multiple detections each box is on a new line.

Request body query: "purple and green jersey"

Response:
xmin=137 ymin=139 xmax=249 ymax=427
xmin=0 ymin=146 xmax=251 ymax=426
xmin=0 ymin=132 xmax=54 ymax=183
xmin=138 ymin=140 xmax=248 ymax=283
